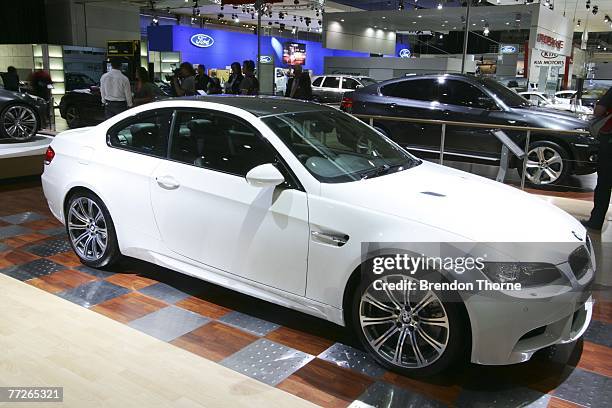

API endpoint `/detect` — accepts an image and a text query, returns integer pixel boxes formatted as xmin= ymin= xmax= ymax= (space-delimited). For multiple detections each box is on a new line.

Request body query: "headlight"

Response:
xmin=481 ymin=262 xmax=562 ymax=287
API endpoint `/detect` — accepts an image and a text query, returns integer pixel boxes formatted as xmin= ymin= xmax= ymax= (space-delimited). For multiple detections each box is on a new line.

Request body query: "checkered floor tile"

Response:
xmin=0 ymin=201 xmax=611 ymax=408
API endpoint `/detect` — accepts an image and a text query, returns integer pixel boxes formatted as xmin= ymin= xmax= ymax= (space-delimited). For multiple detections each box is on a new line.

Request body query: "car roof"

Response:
xmin=178 ymin=95 xmax=334 ymax=117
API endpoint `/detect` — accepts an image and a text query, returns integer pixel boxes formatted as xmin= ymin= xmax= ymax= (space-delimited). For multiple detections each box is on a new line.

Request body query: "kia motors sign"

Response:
xmin=533 ymin=51 xmax=565 ymax=67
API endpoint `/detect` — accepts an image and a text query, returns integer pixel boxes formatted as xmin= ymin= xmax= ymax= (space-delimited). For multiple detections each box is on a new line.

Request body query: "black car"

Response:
xmin=343 ymin=74 xmax=598 ymax=186
xmin=0 ymin=76 xmax=48 ymax=141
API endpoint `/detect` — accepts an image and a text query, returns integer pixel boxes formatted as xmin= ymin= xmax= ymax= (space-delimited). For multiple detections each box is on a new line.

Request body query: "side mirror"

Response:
xmin=245 ymin=163 xmax=285 ymax=187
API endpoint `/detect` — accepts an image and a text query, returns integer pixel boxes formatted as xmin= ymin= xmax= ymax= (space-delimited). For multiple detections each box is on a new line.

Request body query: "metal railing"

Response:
xmin=352 ymin=113 xmax=592 ymax=190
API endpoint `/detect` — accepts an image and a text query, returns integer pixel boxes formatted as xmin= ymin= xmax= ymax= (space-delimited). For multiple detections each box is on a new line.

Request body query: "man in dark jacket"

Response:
xmin=224 ymin=62 xmax=243 ymax=95
xmin=1 ymin=66 xmax=20 ymax=92
xmin=285 ymin=65 xmax=312 ymax=100
xmin=582 ymin=87 xmax=612 ymax=231
xmin=195 ymin=65 xmax=210 ymax=93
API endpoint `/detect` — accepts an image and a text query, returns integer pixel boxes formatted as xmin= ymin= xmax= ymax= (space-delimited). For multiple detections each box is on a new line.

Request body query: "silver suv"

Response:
xmin=311 ymin=75 xmax=377 ymax=104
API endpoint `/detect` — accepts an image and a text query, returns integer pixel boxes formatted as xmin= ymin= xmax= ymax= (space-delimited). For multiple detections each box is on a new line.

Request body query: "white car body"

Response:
xmin=520 ymin=91 xmax=593 ymax=115
xmin=41 ymin=97 xmax=594 ymax=367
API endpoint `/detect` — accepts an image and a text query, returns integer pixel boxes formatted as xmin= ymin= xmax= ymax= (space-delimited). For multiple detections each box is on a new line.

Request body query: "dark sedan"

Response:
xmin=0 ymin=76 xmax=48 ymax=142
xmin=342 ymin=74 xmax=598 ymax=186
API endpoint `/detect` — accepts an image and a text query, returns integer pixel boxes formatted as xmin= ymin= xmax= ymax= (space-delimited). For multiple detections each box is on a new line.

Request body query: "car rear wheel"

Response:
xmin=0 ymin=104 xmax=39 ymax=141
xmin=66 ymin=191 xmax=120 ymax=268
xmin=518 ymin=140 xmax=571 ymax=187
xmin=352 ymin=273 xmax=467 ymax=377
xmin=65 ymin=105 xmax=81 ymax=128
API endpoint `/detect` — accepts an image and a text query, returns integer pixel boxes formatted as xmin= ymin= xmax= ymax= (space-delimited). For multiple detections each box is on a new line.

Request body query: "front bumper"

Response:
xmin=571 ymin=141 xmax=599 ymax=175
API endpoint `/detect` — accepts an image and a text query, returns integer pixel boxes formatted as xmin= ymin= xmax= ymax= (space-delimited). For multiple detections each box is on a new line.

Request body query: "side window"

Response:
xmin=108 ymin=110 xmax=172 ymax=157
xmin=312 ymin=77 xmax=324 ymax=87
xmin=380 ymin=79 xmax=436 ymax=101
xmin=342 ymin=77 xmax=359 ymax=90
xmin=322 ymin=76 xmax=340 ymax=89
xmin=170 ymin=110 xmax=278 ymax=177
xmin=438 ymin=80 xmax=494 ymax=109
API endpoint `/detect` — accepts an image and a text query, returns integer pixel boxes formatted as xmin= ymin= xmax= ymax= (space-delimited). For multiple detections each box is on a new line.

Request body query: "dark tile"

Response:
xmin=351 ymin=381 xmax=447 ymax=408
xmin=552 ymin=368 xmax=612 ymax=407
xmin=0 ymin=225 xmax=32 ymax=239
xmin=583 ymin=320 xmax=612 ymax=348
xmin=0 ymin=258 xmax=65 ymax=281
xmin=39 ymin=227 xmax=67 ymax=237
xmin=0 ymin=212 xmax=46 ymax=225
xmin=24 ymin=238 xmax=72 ymax=257
xmin=75 ymin=265 xmax=116 ymax=279
xmin=138 ymin=282 xmax=190 ymax=304
xmin=128 ymin=306 xmax=209 ymax=342
xmin=455 ymin=386 xmax=550 ymax=408
xmin=57 ymin=280 xmax=130 ymax=308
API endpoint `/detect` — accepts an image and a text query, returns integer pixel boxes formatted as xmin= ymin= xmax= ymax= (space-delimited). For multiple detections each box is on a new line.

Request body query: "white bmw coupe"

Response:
xmin=42 ymin=96 xmax=594 ymax=376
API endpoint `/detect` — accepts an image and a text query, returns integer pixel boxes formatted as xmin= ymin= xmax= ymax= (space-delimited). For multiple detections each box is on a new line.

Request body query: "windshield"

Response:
xmin=481 ymin=78 xmax=531 ymax=108
xmin=262 ymin=110 xmax=420 ymax=183
xmin=359 ymin=77 xmax=377 ymax=87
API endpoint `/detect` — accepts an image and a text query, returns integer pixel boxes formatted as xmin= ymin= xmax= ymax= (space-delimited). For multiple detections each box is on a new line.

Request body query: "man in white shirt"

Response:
xmin=100 ymin=60 xmax=133 ymax=119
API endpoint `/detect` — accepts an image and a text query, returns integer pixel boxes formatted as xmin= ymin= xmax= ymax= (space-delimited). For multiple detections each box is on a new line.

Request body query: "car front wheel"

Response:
xmin=66 ymin=191 xmax=120 ymax=268
xmin=519 ymin=140 xmax=571 ymax=187
xmin=0 ymin=104 xmax=40 ymax=141
xmin=352 ymin=273 xmax=468 ymax=377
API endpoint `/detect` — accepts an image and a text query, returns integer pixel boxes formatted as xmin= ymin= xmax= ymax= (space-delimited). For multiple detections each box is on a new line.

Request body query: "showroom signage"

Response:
xmin=532 ymin=51 xmax=565 ymax=67
xmin=500 ymin=45 xmax=517 ymax=54
xmin=398 ymin=48 xmax=411 ymax=58
xmin=536 ymin=33 xmax=564 ymax=51
xmin=259 ymin=55 xmax=272 ymax=64
xmin=190 ymin=33 xmax=214 ymax=48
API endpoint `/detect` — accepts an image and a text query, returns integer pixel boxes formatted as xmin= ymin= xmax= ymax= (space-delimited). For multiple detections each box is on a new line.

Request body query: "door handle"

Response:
xmin=311 ymin=231 xmax=349 ymax=247
xmin=156 ymin=175 xmax=180 ymax=190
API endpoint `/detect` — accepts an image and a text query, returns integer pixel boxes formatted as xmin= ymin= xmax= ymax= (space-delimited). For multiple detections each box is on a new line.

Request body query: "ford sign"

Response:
xmin=259 ymin=55 xmax=272 ymax=63
xmin=500 ymin=45 xmax=517 ymax=54
xmin=190 ymin=34 xmax=214 ymax=48
xmin=399 ymin=48 xmax=411 ymax=58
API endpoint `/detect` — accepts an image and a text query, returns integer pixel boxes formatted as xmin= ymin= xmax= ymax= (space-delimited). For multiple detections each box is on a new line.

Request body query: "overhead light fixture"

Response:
xmin=437 ymin=3 xmax=443 ymax=9
xmin=605 ymin=15 xmax=610 ymax=23
xmin=515 ymin=13 xmax=521 ymax=22
xmin=439 ymin=33 xmax=443 ymax=38
xmin=483 ymin=22 xmax=490 ymax=36
xmin=592 ymin=5 xmax=599 ymax=15
xmin=234 ymin=16 xmax=239 ymax=23
xmin=576 ymin=19 xmax=581 ymax=27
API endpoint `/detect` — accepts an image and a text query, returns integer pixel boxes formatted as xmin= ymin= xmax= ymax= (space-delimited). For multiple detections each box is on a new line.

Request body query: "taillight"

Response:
xmin=340 ymin=97 xmax=354 ymax=112
xmin=44 ymin=146 xmax=55 ymax=165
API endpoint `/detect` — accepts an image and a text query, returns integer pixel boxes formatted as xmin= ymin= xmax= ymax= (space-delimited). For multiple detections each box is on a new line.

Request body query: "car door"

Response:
xmin=436 ymin=79 xmax=504 ymax=160
xmin=374 ymin=78 xmax=443 ymax=154
xmin=321 ymin=76 xmax=342 ymax=103
xmin=149 ymin=108 xmax=309 ymax=295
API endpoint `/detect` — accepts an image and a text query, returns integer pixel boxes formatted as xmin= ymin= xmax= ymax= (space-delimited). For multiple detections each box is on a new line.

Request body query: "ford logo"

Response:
xmin=259 ymin=55 xmax=272 ymax=63
xmin=500 ymin=45 xmax=517 ymax=54
xmin=540 ymin=51 xmax=558 ymax=59
xmin=399 ymin=48 xmax=411 ymax=58
xmin=190 ymin=34 xmax=214 ymax=48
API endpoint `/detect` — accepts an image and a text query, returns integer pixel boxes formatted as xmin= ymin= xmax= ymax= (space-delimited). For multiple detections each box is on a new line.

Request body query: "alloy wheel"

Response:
xmin=359 ymin=274 xmax=449 ymax=369
xmin=2 ymin=105 xmax=38 ymax=141
xmin=525 ymin=146 xmax=564 ymax=185
xmin=67 ymin=197 xmax=108 ymax=262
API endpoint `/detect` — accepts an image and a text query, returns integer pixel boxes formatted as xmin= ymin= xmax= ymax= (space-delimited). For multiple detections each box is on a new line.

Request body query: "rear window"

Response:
xmin=312 ymin=77 xmax=323 ymax=87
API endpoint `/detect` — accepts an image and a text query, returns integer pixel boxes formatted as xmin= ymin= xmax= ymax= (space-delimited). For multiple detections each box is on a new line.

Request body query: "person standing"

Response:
xmin=195 ymin=65 xmax=210 ymax=93
xmin=29 ymin=69 xmax=53 ymax=101
xmin=207 ymin=70 xmax=222 ymax=94
xmin=172 ymin=62 xmax=197 ymax=97
xmin=133 ymin=67 xmax=158 ymax=106
xmin=100 ymin=60 xmax=132 ymax=119
xmin=582 ymin=88 xmax=612 ymax=231
xmin=239 ymin=60 xmax=259 ymax=96
xmin=1 ymin=66 xmax=19 ymax=92
xmin=224 ymin=62 xmax=243 ymax=94
xmin=285 ymin=65 xmax=312 ymax=100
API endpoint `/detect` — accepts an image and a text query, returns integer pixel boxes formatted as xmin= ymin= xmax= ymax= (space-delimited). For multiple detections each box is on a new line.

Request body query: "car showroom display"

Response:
xmin=311 ymin=75 xmax=377 ymax=103
xmin=42 ymin=96 xmax=594 ymax=377
xmin=0 ymin=77 xmax=48 ymax=142
xmin=343 ymin=74 xmax=598 ymax=186
xmin=555 ymin=89 xmax=602 ymax=108
xmin=519 ymin=91 xmax=594 ymax=115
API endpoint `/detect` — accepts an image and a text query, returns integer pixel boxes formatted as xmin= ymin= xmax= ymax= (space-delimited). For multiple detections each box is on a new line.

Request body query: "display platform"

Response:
xmin=0 ymin=135 xmax=54 ymax=180
xmin=0 ymin=181 xmax=610 ymax=408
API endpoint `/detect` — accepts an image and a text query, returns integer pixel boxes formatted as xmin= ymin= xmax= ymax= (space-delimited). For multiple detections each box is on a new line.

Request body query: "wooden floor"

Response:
xmin=0 ymin=272 xmax=316 ymax=408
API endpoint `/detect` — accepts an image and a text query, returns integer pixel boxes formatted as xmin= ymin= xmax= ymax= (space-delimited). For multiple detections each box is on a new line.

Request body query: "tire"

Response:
xmin=65 ymin=191 xmax=120 ymax=268
xmin=64 ymin=105 xmax=81 ymax=128
xmin=351 ymin=271 xmax=468 ymax=377
xmin=0 ymin=103 xmax=40 ymax=141
xmin=517 ymin=140 xmax=571 ymax=187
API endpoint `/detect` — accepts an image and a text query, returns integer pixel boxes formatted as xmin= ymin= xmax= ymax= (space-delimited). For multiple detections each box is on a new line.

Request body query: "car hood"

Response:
xmin=321 ymin=161 xmax=585 ymax=243
xmin=510 ymin=106 xmax=588 ymax=129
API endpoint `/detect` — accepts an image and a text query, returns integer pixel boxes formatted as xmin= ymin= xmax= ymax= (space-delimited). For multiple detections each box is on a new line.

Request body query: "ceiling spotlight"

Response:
xmin=217 ymin=13 xmax=223 ymax=19
xmin=593 ymin=5 xmax=599 ymax=15
xmin=515 ymin=13 xmax=521 ymax=21
xmin=483 ymin=23 xmax=490 ymax=36
xmin=437 ymin=2 xmax=443 ymax=9
xmin=586 ymin=0 xmax=591 ymax=9
xmin=439 ymin=34 xmax=443 ymax=38
xmin=398 ymin=0 xmax=405 ymax=10
xmin=605 ymin=14 xmax=610 ymax=22
xmin=294 ymin=0 xmax=299 ymax=4
xmin=234 ymin=16 xmax=239 ymax=23
xmin=152 ymin=16 xmax=159 ymax=25
xmin=292 ymin=27 xmax=297 ymax=34
xmin=576 ymin=19 xmax=581 ymax=26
